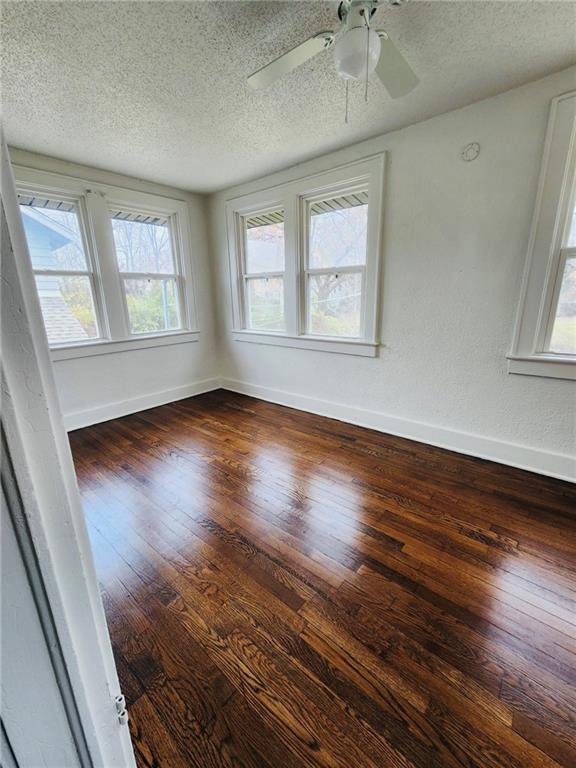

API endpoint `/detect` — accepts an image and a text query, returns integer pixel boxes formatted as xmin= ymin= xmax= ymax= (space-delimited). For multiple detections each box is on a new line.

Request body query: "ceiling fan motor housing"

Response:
xmin=338 ymin=0 xmax=379 ymax=26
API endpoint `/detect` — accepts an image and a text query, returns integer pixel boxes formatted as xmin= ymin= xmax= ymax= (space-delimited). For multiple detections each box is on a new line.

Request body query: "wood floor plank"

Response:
xmin=69 ymin=390 xmax=576 ymax=768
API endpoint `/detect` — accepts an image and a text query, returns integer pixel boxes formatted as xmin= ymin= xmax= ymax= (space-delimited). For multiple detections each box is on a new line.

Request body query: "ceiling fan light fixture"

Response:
xmin=333 ymin=26 xmax=381 ymax=80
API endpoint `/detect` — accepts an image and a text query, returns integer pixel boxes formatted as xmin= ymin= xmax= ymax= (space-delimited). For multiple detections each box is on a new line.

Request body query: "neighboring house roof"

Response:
xmin=38 ymin=294 xmax=90 ymax=344
xmin=20 ymin=210 xmax=72 ymax=252
xmin=19 ymin=203 xmax=81 ymax=246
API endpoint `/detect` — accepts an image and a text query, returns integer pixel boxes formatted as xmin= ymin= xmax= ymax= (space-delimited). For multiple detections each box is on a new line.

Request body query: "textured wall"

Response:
xmin=210 ymin=67 xmax=576 ymax=466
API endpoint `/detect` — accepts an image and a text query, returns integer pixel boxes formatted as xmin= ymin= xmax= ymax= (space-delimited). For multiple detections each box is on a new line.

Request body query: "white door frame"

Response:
xmin=1 ymin=138 xmax=136 ymax=768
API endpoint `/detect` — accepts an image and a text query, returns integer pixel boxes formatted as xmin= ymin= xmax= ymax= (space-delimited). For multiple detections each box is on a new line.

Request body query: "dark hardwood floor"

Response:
xmin=69 ymin=389 xmax=576 ymax=768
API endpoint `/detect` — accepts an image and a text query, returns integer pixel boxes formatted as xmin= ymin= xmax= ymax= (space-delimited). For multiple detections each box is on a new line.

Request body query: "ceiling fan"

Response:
xmin=247 ymin=0 xmax=419 ymax=99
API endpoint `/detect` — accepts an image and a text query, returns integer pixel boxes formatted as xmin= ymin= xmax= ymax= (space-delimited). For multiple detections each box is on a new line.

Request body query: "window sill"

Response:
xmin=50 ymin=330 xmax=200 ymax=361
xmin=231 ymin=330 xmax=378 ymax=357
xmin=507 ymin=354 xmax=576 ymax=380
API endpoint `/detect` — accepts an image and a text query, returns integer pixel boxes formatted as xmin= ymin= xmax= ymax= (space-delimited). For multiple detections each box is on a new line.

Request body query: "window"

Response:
xmin=547 ymin=241 xmax=575 ymax=356
xmin=15 ymin=167 xmax=198 ymax=359
xmin=226 ymin=156 xmax=384 ymax=357
xmin=110 ymin=212 xmax=182 ymax=335
xmin=242 ymin=210 xmax=285 ymax=331
xmin=18 ymin=195 xmax=101 ymax=345
xmin=305 ymin=192 xmax=368 ymax=337
xmin=509 ymin=91 xmax=576 ymax=379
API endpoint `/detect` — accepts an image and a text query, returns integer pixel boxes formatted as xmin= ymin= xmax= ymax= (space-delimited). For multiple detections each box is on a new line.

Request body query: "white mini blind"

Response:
xmin=245 ymin=210 xmax=284 ymax=229
xmin=109 ymin=209 xmax=168 ymax=226
xmin=310 ymin=190 xmax=368 ymax=217
xmin=18 ymin=195 xmax=75 ymax=212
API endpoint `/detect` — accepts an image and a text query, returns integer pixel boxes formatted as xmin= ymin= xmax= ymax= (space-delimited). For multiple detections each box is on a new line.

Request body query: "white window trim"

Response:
xmin=230 ymin=330 xmax=377 ymax=357
xmin=20 ymin=190 xmax=108 ymax=345
xmin=239 ymin=200 xmax=286 ymax=332
xmin=508 ymin=91 xmax=576 ymax=380
xmin=300 ymin=181 xmax=369 ymax=341
xmin=14 ymin=165 xmax=200 ymax=361
xmin=50 ymin=330 xmax=201 ymax=361
xmin=225 ymin=154 xmax=385 ymax=357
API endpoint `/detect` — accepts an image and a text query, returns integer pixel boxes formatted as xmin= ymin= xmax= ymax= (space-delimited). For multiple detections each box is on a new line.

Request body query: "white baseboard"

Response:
xmin=220 ymin=378 xmax=575 ymax=483
xmin=64 ymin=378 xmax=221 ymax=431
xmin=64 ymin=374 xmax=575 ymax=482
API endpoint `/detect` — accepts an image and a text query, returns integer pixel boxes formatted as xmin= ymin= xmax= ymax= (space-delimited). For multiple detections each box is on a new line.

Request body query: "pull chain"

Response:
xmin=365 ymin=15 xmax=370 ymax=102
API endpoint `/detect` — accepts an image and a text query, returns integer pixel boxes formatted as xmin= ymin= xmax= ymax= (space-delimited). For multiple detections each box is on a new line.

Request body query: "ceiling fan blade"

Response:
xmin=375 ymin=31 xmax=419 ymax=98
xmin=247 ymin=32 xmax=334 ymax=90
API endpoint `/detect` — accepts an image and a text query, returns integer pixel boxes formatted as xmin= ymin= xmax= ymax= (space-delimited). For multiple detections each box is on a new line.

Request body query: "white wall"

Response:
xmin=209 ymin=67 xmax=576 ymax=480
xmin=9 ymin=149 xmax=221 ymax=429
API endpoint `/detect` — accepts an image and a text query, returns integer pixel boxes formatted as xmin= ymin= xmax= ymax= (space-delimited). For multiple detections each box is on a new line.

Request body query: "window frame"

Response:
xmin=226 ymin=155 xmax=385 ymax=357
xmin=508 ymin=90 xmax=576 ymax=380
xmin=14 ymin=166 xmax=199 ymax=360
xmin=239 ymin=203 xmax=286 ymax=332
xmin=108 ymin=204 xmax=187 ymax=336
xmin=300 ymin=182 xmax=370 ymax=340
xmin=17 ymin=189 xmax=107 ymax=346
xmin=543 ymin=247 xmax=576 ymax=353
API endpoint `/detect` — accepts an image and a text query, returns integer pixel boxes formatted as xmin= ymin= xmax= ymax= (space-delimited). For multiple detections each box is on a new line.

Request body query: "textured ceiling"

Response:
xmin=2 ymin=1 xmax=575 ymax=192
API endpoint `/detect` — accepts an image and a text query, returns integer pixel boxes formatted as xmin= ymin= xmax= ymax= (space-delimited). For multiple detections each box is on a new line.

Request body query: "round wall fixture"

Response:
xmin=460 ymin=142 xmax=481 ymax=162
